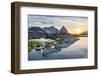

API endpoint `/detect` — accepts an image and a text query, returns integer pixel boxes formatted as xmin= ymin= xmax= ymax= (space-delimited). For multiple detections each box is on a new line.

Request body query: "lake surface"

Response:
xmin=28 ymin=37 xmax=88 ymax=60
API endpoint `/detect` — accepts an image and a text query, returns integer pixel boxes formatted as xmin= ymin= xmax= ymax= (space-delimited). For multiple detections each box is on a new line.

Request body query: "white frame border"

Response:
xmin=20 ymin=6 xmax=95 ymax=70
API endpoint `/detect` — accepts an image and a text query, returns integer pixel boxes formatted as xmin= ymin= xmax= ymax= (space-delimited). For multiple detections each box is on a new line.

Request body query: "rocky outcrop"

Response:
xmin=57 ymin=26 xmax=72 ymax=39
xmin=42 ymin=26 xmax=59 ymax=39
xmin=58 ymin=26 xmax=68 ymax=34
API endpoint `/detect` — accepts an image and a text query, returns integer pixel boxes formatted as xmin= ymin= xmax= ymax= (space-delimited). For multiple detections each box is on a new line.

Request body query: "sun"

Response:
xmin=75 ymin=28 xmax=81 ymax=34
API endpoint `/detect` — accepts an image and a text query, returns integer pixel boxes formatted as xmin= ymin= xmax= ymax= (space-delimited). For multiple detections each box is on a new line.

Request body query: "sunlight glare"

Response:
xmin=75 ymin=28 xmax=81 ymax=34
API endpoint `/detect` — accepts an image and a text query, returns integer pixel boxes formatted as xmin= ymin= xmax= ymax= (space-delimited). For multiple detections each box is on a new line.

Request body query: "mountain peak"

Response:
xmin=59 ymin=26 xmax=68 ymax=34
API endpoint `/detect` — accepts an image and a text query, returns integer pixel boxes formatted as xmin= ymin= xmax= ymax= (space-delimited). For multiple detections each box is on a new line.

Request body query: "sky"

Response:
xmin=28 ymin=15 xmax=88 ymax=34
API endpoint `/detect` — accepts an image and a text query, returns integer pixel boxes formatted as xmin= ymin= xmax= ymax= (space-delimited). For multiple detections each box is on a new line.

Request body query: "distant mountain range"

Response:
xmin=28 ymin=26 xmax=69 ymax=39
xmin=28 ymin=27 xmax=46 ymax=39
xmin=28 ymin=26 xmax=88 ymax=39
xmin=80 ymin=31 xmax=88 ymax=35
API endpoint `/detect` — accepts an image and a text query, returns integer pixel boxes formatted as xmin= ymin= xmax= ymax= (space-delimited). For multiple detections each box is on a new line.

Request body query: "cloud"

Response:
xmin=28 ymin=15 xmax=88 ymax=30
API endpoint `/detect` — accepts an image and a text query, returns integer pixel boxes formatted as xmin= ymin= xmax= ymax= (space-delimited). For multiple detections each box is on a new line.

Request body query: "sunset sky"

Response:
xmin=28 ymin=15 xmax=88 ymax=34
